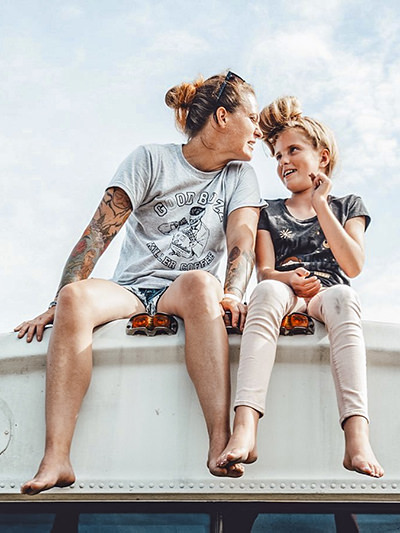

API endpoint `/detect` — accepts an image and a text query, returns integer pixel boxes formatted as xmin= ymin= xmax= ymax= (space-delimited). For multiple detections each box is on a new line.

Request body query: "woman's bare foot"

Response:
xmin=207 ymin=430 xmax=245 ymax=478
xmin=21 ymin=456 xmax=76 ymax=495
xmin=217 ymin=406 xmax=259 ymax=469
xmin=343 ymin=416 xmax=384 ymax=478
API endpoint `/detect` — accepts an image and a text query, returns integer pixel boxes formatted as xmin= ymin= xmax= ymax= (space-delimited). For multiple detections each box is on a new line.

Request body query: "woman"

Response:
xmin=15 ymin=71 xmax=263 ymax=494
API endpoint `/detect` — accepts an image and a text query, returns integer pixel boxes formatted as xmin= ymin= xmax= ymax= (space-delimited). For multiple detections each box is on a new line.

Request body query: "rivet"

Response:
xmin=219 ymin=483 xmax=225 ymax=488
xmin=381 ymin=483 xmax=387 ymax=489
xmin=149 ymin=483 xmax=154 ymax=488
xmin=69 ymin=484 xmax=75 ymax=489
xmin=249 ymin=483 xmax=255 ymax=489
xmin=98 ymin=483 xmax=104 ymax=489
xmin=79 ymin=483 xmax=84 ymax=489
xmin=240 ymin=483 xmax=245 ymax=489
xmin=280 ymin=483 xmax=286 ymax=489
xmin=310 ymin=483 xmax=316 ymax=489
xmin=139 ymin=483 xmax=144 ymax=488
xmin=209 ymin=483 xmax=215 ymax=488
xmin=392 ymin=483 xmax=398 ymax=489
xmin=159 ymin=483 xmax=164 ymax=488
xmin=188 ymin=483 xmax=194 ymax=488
xmin=10 ymin=483 xmax=15 ymax=488
xmin=169 ymin=483 xmax=174 ymax=488
xmin=351 ymin=483 xmax=356 ymax=489
xmin=230 ymin=483 xmax=235 ymax=489
xmin=300 ymin=483 xmax=306 ymax=489
xmin=361 ymin=484 xmax=366 ymax=489
xmin=320 ymin=483 xmax=326 ymax=489
xmin=199 ymin=483 xmax=205 ymax=489
xmin=290 ymin=483 xmax=296 ymax=489
xmin=371 ymin=483 xmax=377 ymax=489
xmin=119 ymin=483 xmax=124 ymax=489
xmin=108 ymin=483 xmax=114 ymax=488
xmin=89 ymin=483 xmax=95 ymax=488
xmin=341 ymin=484 xmax=346 ymax=489
xmin=179 ymin=483 xmax=185 ymax=489
xmin=260 ymin=483 xmax=266 ymax=489
xmin=330 ymin=483 xmax=336 ymax=489
xmin=129 ymin=483 xmax=134 ymax=488
xmin=0 ymin=483 xmax=5 ymax=488
xmin=270 ymin=483 xmax=276 ymax=489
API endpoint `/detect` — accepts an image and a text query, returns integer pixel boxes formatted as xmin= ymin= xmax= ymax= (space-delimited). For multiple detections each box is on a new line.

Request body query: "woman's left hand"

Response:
xmin=220 ymin=297 xmax=248 ymax=331
xmin=310 ymin=172 xmax=332 ymax=208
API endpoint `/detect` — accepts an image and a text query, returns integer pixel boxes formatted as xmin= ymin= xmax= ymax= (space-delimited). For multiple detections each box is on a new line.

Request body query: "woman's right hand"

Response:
xmin=14 ymin=307 xmax=56 ymax=343
xmin=289 ymin=267 xmax=321 ymax=299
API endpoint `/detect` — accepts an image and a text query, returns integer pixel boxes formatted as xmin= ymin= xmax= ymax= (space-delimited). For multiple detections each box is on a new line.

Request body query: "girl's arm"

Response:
xmin=311 ymin=173 xmax=366 ymax=277
xmin=256 ymin=229 xmax=321 ymax=298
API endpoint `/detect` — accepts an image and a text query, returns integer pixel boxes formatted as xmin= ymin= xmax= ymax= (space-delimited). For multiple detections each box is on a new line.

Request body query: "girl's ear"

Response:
xmin=320 ymin=148 xmax=330 ymax=169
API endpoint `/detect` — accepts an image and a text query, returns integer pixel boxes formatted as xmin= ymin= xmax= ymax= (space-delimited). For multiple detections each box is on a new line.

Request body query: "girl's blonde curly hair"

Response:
xmin=259 ymin=96 xmax=338 ymax=176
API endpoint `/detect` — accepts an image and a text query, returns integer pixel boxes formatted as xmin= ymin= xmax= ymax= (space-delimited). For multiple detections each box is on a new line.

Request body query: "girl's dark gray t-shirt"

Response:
xmin=258 ymin=195 xmax=371 ymax=287
xmin=108 ymin=143 xmax=263 ymax=288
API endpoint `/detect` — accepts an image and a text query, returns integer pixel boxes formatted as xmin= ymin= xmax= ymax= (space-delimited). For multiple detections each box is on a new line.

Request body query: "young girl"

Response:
xmin=217 ymin=96 xmax=384 ymax=478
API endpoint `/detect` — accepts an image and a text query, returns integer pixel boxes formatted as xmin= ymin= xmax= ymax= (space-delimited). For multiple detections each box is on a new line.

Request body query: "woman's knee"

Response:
xmin=175 ymin=271 xmax=220 ymax=308
xmin=57 ymin=280 xmax=93 ymax=313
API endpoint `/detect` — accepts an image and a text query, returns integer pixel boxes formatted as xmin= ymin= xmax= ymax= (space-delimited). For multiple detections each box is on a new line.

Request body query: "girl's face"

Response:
xmin=274 ymin=128 xmax=328 ymax=193
xmin=222 ymin=92 xmax=262 ymax=161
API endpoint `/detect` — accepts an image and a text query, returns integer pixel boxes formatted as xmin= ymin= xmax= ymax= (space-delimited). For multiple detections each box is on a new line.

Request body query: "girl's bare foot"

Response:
xmin=343 ymin=416 xmax=384 ymax=478
xmin=217 ymin=406 xmax=259 ymax=469
xmin=21 ymin=456 xmax=75 ymax=495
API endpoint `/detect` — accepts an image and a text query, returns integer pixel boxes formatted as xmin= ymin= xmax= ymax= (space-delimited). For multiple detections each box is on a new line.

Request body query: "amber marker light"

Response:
xmin=280 ymin=312 xmax=315 ymax=336
xmin=126 ymin=313 xmax=178 ymax=336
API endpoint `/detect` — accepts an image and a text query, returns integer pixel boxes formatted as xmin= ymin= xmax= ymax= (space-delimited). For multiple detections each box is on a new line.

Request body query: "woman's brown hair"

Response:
xmin=165 ymin=71 xmax=254 ymax=139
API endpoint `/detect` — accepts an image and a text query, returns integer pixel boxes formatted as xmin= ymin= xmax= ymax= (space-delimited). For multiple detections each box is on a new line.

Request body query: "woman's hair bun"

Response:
xmin=165 ymin=77 xmax=204 ymax=110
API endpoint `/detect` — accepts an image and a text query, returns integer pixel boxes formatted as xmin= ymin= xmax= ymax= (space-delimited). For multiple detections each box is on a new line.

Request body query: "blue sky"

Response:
xmin=1 ymin=0 xmax=399 ymax=332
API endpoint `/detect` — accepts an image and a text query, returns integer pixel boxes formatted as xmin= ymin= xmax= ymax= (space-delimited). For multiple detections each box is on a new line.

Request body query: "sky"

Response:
xmin=1 ymin=0 xmax=399 ymax=333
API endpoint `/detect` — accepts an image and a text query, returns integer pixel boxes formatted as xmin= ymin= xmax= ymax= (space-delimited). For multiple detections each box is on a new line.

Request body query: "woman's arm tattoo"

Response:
xmin=224 ymin=246 xmax=255 ymax=298
xmin=55 ymin=188 xmax=132 ymax=295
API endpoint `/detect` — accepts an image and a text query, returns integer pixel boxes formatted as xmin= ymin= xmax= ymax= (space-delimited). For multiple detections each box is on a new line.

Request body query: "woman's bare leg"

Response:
xmin=158 ymin=271 xmax=243 ymax=477
xmin=21 ymin=279 xmax=144 ymax=495
xmin=343 ymin=415 xmax=384 ymax=478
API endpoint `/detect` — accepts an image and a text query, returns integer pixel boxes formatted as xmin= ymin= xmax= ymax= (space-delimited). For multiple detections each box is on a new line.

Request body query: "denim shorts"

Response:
xmin=125 ymin=286 xmax=168 ymax=315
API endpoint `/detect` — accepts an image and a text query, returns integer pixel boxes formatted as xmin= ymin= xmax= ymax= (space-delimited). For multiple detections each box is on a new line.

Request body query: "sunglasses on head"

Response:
xmin=214 ymin=71 xmax=246 ymax=120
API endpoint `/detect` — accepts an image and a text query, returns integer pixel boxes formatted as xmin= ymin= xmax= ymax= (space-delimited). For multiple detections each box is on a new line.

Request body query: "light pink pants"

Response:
xmin=234 ymin=280 xmax=369 ymax=426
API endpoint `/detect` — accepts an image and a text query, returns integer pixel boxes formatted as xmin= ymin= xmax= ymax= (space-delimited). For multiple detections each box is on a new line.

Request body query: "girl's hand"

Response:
xmin=220 ymin=297 xmax=248 ymax=331
xmin=289 ymin=267 xmax=321 ymax=298
xmin=310 ymin=172 xmax=332 ymax=208
xmin=14 ymin=307 xmax=56 ymax=343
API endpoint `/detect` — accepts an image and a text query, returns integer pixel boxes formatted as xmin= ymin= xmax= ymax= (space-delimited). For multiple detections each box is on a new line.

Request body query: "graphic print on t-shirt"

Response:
xmin=146 ymin=190 xmax=224 ymax=272
xmin=158 ymin=206 xmax=210 ymax=259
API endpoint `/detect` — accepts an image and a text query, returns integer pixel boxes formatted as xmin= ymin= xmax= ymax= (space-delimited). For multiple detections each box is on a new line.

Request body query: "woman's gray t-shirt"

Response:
xmin=108 ymin=143 xmax=263 ymax=289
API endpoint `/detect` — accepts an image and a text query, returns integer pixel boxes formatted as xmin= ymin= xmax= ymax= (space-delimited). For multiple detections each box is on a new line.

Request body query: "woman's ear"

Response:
xmin=320 ymin=148 xmax=330 ymax=169
xmin=214 ymin=106 xmax=228 ymax=127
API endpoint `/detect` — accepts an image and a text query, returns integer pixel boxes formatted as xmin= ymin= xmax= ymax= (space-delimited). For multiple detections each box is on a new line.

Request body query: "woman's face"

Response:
xmin=274 ymin=128 xmax=326 ymax=193
xmin=223 ymin=92 xmax=262 ymax=161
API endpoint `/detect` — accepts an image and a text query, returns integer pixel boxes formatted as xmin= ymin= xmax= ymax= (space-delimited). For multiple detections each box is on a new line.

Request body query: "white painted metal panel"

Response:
xmin=0 ymin=319 xmax=399 ymax=500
